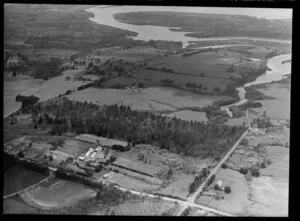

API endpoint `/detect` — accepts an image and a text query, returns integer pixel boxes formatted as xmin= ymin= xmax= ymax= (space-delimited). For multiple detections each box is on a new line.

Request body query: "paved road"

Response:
xmin=176 ymin=128 xmax=249 ymax=215
xmin=188 ymin=129 xmax=248 ymax=204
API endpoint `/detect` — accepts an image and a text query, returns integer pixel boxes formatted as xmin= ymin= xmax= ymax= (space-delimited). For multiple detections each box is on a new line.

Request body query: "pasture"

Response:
xmin=67 ymin=87 xmax=232 ymax=112
xmin=111 ymin=200 xmax=179 ymax=216
xmin=20 ymin=178 xmax=97 ymax=210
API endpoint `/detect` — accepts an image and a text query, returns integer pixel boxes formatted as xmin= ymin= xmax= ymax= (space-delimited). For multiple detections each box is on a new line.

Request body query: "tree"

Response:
xmin=38 ymin=115 xmax=43 ymax=124
xmin=239 ymin=167 xmax=248 ymax=175
xmin=224 ymin=186 xmax=231 ymax=194
xmin=221 ymin=163 xmax=228 ymax=169
xmin=18 ymin=151 xmax=24 ymax=158
xmin=251 ymin=169 xmax=260 ymax=177
xmin=214 ymin=87 xmax=221 ymax=92
xmin=109 ymin=155 xmax=116 ymax=163
xmin=240 ymin=138 xmax=248 ymax=146
xmin=214 ymin=184 xmax=220 ymax=190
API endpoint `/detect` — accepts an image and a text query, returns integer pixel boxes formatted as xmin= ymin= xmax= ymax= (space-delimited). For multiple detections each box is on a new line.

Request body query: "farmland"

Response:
xmin=195 ymin=126 xmax=289 ymax=216
xmin=3 ymin=4 xmax=291 ymax=216
xmin=110 ymin=200 xmax=181 ymax=216
xmin=67 ymin=87 xmax=232 ymax=112
xmin=4 ymin=165 xmax=48 ymax=195
xmin=19 ymin=178 xmax=97 ymax=210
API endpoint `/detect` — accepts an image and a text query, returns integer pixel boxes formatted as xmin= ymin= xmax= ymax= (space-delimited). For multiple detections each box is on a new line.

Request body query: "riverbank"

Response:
xmin=220 ymin=53 xmax=291 ymax=118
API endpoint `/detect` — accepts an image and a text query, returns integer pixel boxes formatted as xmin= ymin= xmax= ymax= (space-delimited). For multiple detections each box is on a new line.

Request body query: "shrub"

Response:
xmin=240 ymin=138 xmax=249 ymax=146
xmin=221 ymin=163 xmax=228 ymax=169
xmin=18 ymin=151 xmax=24 ymax=158
xmin=214 ymin=184 xmax=220 ymax=190
xmin=224 ymin=186 xmax=231 ymax=194
xmin=109 ymin=155 xmax=116 ymax=163
xmin=239 ymin=168 xmax=248 ymax=175
xmin=251 ymin=169 xmax=260 ymax=177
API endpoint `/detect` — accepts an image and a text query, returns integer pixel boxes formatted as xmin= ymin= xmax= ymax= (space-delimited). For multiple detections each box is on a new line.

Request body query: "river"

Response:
xmin=220 ymin=53 xmax=292 ymax=117
xmin=86 ymin=5 xmax=291 ymax=48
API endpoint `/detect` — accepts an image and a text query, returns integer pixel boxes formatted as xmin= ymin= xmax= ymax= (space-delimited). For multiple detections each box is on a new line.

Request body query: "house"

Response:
xmin=217 ymin=180 xmax=223 ymax=189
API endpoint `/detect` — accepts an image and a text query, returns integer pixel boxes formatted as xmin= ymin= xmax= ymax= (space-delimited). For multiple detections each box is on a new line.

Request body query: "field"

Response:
xmin=164 ymin=110 xmax=208 ymax=122
xmin=4 ymin=69 xmax=99 ymax=117
xmin=106 ymin=172 xmax=161 ymax=192
xmin=113 ymin=157 xmax=163 ymax=177
xmin=67 ymin=87 xmax=232 ymax=112
xmin=253 ymin=83 xmax=290 ymax=120
xmin=131 ymin=69 xmax=233 ymax=93
xmin=4 ymin=74 xmax=43 ymax=116
xmin=4 ymin=165 xmax=48 ymax=195
xmin=197 ymin=168 xmax=253 ymax=215
xmin=225 ymin=116 xmax=248 ymax=126
xmin=19 ymin=177 xmax=97 ymax=210
xmin=99 ymin=45 xmax=164 ymax=62
xmin=111 ymin=200 xmax=180 ymax=216
xmin=158 ymin=173 xmax=195 ymax=199
xmin=196 ymin=127 xmax=289 ymax=216
xmin=58 ymin=139 xmax=92 ymax=156
xmin=3 ymin=196 xmax=40 ymax=214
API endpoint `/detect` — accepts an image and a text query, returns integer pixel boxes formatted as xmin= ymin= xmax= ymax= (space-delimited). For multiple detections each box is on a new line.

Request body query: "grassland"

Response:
xmin=111 ymin=200 xmax=180 ymax=216
xmin=20 ymin=178 xmax=97 ymax=210
xmin=163 ymin=110 xmax=208 ymax=123
xmin=67 ymin=87 xmax=232 ymax=112
xmin=4 ymin=165 xmax=48 ymax=195
xmin=196 ymin=127 xmax=289 ymax=216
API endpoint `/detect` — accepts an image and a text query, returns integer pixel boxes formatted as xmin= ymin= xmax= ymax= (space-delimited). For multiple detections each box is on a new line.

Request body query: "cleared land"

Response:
xmin=20 ymin=178 xmax=97 ymax=210
xmin=111 ymin=200 xmax=180 ymax=216
xmin=196 ymin=127 xmax=289 ymax=216
xmin=67 ymin=87 xmax=231 ymax=111
xmin=4 ymin=69 xmax=99 ymax=116
xmin=164 ymin=110 xmax=208 ymax=122
xmin=253 ymin=83 xmax=290 ymax=120
xmin=4 ymin=165 xmax=47 ymax=195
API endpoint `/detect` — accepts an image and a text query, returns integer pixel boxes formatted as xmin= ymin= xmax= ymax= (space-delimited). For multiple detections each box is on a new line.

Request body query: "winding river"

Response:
xmin=220 ymin=53 xmax=292 ymax=117
xmin=86 ymin=6 xmax=291 ymax=48
xmin=86 ymin=5 xmax=292 ymax=117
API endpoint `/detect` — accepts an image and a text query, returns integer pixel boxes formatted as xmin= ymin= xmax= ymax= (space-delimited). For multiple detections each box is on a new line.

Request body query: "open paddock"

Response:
xmin=19 ymin=178 xmax=97 ymax=210
xmin=107 ymin=172 xmax=160 ymax=192
xmin=103 ymin=45 xmax=163 ymax=62
xmin=197 ymin=168 xmax=252 ymax=216
xmin=67 ymin=87 xmax=232 ymax=112
xmin=4 ymin=165 xmax=48 ymax=196
xmin=74 ymin=134 xmax=128 ymax=147
xmin=147 ymin=51 xmax=236 ymax=79
xmin=163 ymin=110 xmax=208 ymax=123
xmin=107 ymin=165 xmax=163 ymax=186
xmin=132 ymin=69 xmax=234 ymax=92
xmin=111 ymin=200 xmax=178 ymax=216
xmin=113 ymin=157 xmax=163 ymax=177
xmin=157 ymin=173 xmax=195 ymax=199
xmin=58 ymin=139 xmax=92 ymax=156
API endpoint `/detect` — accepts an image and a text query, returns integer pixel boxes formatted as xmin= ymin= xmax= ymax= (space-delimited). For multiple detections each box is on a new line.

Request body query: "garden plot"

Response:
xmin=111 ymin=200 xmax=178 ymax=216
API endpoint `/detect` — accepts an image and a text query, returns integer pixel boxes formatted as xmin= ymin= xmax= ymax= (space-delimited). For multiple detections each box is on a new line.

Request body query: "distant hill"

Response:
xmin=114 ymin=11 xmax=292 ymax=40
xmin=4 ymin=4 xmax=137 ymax=50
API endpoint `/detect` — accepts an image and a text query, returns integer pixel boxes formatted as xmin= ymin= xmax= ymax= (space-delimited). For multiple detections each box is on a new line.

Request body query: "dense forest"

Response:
xmin=26 ymin=97 xmax=245 ymax=159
